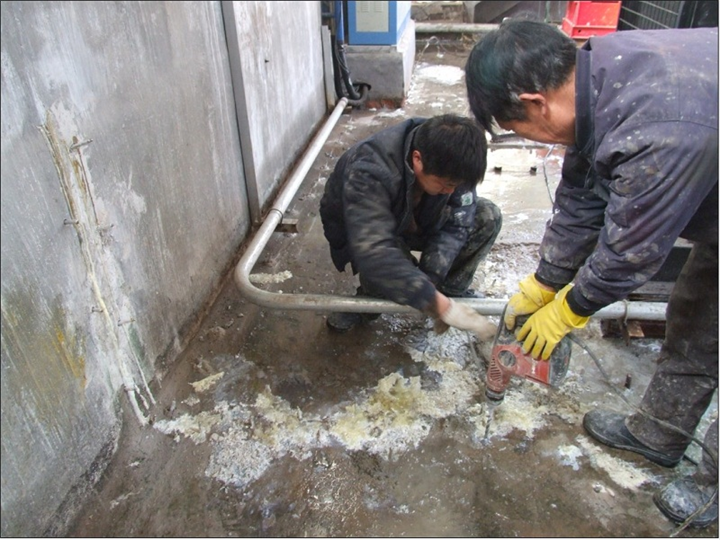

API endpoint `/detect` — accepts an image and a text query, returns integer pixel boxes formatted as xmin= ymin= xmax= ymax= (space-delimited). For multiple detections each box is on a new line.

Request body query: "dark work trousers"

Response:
xmin=436 ymin=198 xmax=502 ymax=296
xmin=626 ymin=241 xmax=718 ymax=483
xmin=359 ymin=197 xmax=502 ymax=299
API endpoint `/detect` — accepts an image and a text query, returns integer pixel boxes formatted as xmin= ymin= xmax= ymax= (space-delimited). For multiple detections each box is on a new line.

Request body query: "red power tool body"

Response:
xmin=485 ymin=306 xmax=572 ymax=402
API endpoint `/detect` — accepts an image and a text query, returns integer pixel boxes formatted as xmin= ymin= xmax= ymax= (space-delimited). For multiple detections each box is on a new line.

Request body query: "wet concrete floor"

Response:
xmin=69 ymin=41 xmax=718 ymax=537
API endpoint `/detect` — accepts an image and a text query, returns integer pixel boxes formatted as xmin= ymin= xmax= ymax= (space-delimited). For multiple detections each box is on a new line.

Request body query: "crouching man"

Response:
xmin=319 ymin=114 xmax=501 ymax=338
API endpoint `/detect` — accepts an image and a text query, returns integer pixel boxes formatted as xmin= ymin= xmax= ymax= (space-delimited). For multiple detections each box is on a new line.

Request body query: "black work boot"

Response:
xmin=326 ymin=312 xmax=364 ymax=333
xmin=327 ymin=285 xmax=382 ymax=333
xmin=456 ymin=288 xmax=485 ymax=299
xmin=583 ymin=410 xmax=682 ymax=467
xmin=326 ymin=311 xmax=380 ymax=333
xmin=438 ymin=287 xmax=485 ymax=299
xmin=654 ymin=476 xmax=718 ymax=528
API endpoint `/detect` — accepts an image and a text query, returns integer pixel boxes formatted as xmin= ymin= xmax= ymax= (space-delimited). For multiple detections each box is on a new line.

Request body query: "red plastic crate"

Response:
xmin=561 ymin=1 xmax=621 ymax=39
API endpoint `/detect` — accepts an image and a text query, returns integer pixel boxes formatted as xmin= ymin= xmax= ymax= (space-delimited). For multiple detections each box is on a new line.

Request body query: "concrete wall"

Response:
xmin=224 ymin=1 xmax=327 ymax=222
xmin=0 ymin=1 xmax=326 ymax=536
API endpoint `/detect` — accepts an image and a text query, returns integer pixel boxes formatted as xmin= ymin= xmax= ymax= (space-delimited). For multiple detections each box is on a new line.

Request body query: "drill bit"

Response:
xmin=482 ymin=401 xmax=497 ymax=444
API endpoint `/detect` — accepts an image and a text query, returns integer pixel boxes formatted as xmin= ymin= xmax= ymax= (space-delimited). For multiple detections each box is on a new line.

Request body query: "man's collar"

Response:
xmin=404 ymin=128 xmax=418 ymax=182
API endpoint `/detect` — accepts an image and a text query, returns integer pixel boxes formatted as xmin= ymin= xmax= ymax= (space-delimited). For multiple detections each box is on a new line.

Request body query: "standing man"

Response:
xmin=465 ymin=21 xmax=718 ymax=527
xmin=320 ymin=114 xmax=501 ymax=339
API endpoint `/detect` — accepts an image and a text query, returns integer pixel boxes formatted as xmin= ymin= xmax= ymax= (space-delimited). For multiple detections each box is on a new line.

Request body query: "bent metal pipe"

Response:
xmin=233 ymin=97 xmax=667 ymax=321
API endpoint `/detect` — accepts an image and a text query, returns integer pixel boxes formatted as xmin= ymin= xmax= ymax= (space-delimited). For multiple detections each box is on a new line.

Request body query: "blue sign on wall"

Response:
xmin=347 ymin=1 xmax=411 ymax=45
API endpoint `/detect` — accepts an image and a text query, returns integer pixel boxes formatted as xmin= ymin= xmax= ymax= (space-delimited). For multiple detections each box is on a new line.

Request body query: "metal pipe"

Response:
xmin=415 ymin=22 xmax=500 ymax=34
xmin=233 ymin=97 xmax=668 ymax=322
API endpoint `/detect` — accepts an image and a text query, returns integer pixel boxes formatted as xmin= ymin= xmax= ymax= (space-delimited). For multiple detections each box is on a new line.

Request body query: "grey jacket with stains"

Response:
xmin=536 ymin=27 xmax=718 ymax=315
xmin=320 ymin=118 xmax=480 ymax=313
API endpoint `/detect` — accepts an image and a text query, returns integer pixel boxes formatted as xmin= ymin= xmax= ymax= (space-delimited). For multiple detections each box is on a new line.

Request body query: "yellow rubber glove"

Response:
xmin=516 ymin=284 xmax=589 ymax=360
xmin=504 ymin=274 xmax=558 ymax=330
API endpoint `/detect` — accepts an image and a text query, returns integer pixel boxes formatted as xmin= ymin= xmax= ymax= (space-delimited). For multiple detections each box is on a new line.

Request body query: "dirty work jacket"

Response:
xmin=535 ymin=27 xmax=719 ymax=315
xmin=320 ymin=118 xmax=479 ymax=313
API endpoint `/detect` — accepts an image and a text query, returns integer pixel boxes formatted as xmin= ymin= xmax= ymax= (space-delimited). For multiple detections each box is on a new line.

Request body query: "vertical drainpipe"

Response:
xmin=334 ymin=1 xmax=346 ymax=43
xmin=221 ymin=1 xmax=262 ymax=226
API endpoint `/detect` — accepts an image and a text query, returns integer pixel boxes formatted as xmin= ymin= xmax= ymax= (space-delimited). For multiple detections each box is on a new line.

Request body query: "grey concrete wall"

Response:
xmin=0 ymin=1 xmax=326 ymax=536
xmin=224 ymin=1 xmax=327 ymax=220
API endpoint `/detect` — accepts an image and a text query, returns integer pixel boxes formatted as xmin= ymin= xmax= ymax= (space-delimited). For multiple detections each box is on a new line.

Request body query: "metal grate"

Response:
xmin=618 ymin=0 xmax=718 ymax=30
xmin=618 ymin=1 xmax=683 ymax=30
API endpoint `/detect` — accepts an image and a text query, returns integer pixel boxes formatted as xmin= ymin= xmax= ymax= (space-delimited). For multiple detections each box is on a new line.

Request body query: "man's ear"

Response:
xmin=412 ymin=149 xmax=423 ymax=172
xmin=518 ymin=92 xmax=548 ymax=116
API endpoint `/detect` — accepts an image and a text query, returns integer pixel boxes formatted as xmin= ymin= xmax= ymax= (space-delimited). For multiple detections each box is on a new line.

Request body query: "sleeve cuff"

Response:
xmin=533 ymin=272 xmax=561 ymax=291
xmin=567 ymin=287 xmax=605 ymax=317
xmin=535 ymin=260 xmax=576 ymax=290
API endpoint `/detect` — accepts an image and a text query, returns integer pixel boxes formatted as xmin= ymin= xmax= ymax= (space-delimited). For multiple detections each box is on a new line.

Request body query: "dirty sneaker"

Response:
xmin=654 ymin=476 xmax=718 ymax=528
xmin=582 ymin=409 xmax=682 ymax=467
xmin=326 ymin=311 xmax=379 ymax=333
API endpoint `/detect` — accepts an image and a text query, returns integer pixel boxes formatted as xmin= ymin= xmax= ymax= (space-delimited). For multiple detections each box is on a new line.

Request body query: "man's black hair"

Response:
xmin=465 ymin=20 xmax=577 ymax=134
xmin=413 ymin=114 xmax=487 ymax=186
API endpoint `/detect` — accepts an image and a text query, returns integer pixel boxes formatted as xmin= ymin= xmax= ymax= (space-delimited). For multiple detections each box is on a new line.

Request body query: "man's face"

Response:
xmin=497 ymin=118 xmax=567 ymax=146
xmin=497 ymin=90 xmax=576 ymax=146
xmin=416 ymin=173 xmax=461 ymax=195
xmin=412 ymin=150 xmax=462 ymax=195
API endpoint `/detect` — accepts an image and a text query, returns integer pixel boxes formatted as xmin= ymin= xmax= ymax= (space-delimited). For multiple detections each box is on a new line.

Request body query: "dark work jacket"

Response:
xmin=320 ymin=118 xmax=478 ymax=313
xmin=536 ymin=27 xmax=719 ymax=315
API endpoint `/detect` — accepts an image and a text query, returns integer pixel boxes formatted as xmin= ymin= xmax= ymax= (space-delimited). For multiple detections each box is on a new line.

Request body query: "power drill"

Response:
xmin=485 ymin=305 xmax=572 ymax=402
